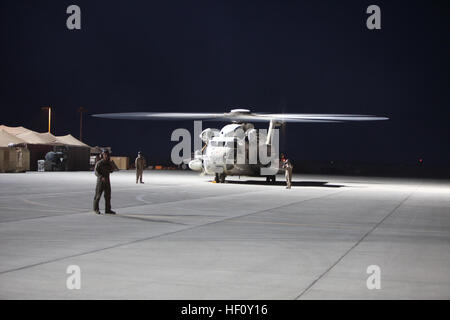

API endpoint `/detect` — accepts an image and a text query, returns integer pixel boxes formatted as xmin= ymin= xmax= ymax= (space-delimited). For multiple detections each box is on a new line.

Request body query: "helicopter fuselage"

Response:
xmin=188 ymin=121 xmax=280 ymax=181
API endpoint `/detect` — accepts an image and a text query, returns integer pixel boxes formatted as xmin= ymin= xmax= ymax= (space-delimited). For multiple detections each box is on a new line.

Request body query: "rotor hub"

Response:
xmin=229 ymin=108 xmax=251 ymax=114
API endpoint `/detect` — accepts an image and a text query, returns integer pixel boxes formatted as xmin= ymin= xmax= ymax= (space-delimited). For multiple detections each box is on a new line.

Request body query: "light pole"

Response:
xmin=78 ymin=107 xmax=87 ymax=142
xmin=41 ymin=106 xmax=51 ymax=133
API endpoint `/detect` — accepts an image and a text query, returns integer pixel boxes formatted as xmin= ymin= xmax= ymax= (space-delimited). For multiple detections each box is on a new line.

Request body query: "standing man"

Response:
xmin=93 ymin=150 xmax=116 ymax=214
xmin=135 ymin=151 xmax=146 ymax=184
xmin=283 ymin=158 xmax=293 ymax=189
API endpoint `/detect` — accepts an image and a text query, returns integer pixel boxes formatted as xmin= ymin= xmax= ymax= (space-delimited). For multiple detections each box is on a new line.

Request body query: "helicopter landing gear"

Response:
xmin=215 ymin=173 xmax=226 ymax=183
xmin=266 ymin=175 xmax=276 ymax=183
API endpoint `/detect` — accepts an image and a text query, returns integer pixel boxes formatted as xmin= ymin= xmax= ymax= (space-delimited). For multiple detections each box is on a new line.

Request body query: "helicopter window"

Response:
xmin=210 ymin=140 xmax=237 ymax=148
xmin=210 ymin=140 xmax=224 ymax=147
xmin=225 ymin=141 xmax=235 ymax=148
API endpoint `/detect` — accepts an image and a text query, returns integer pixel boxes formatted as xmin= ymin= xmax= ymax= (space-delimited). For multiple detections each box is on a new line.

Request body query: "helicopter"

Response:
xmin=93 ymin=108 xmax=388 ymax=183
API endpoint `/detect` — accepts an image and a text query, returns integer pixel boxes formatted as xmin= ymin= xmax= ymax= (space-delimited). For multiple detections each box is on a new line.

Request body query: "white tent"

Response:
xmin=0 ymin=125 xmax=34 ymax=136
xmin=0 ymin=125 xmax=90 ymax=147
xmin=0 ymin=130 xmax=30 ymax=172
xmin=37 ymin=132 xmax=60 ymax=145
xmin=16 ymin=131 xmax=54 ymax=145
xmin=0 ymin=125 xmax=91 ymax=171
xmin=54 ymin=134 xmax=89 ymax=147
xmin=0 ymin=129 xmax=26 ymax=147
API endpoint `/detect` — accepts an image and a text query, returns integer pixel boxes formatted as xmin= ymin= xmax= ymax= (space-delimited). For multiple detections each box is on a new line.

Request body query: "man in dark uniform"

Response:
xmin=93 ymin=150 xmax=116 ymax=214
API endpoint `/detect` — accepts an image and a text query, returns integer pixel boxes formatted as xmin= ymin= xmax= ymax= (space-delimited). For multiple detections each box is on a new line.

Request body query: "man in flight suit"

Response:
xmin=93 ymin=150 xmax=116 ymax=214
xmin=135 ymin=151 xmax=146 ymax=184
xmin=283 ymin=158 xmax=293 ymax=189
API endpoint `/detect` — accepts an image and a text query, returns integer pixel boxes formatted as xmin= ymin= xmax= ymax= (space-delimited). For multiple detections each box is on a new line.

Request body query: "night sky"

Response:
xmin=1 ymin=0 xmax=449 ymax=165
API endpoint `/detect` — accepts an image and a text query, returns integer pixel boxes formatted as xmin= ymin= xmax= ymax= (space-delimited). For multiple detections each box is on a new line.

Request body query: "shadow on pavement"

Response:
xmin=224 ymin=180 xmax=346 ymax=188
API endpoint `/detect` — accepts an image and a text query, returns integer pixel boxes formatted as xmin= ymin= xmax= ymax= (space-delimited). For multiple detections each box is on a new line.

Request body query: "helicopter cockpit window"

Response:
xmin=210 ymin=140 xmax=224 ymax=147
xmin=225 ymin=141 xmax=236 ymax=149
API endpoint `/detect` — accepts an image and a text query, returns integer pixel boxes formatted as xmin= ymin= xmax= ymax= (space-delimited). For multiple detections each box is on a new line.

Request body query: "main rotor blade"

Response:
xmin=92 ymin=112 xmax=388 ymax=122
xmin=92 ymin=112 xmax=226 ymax=120
xmin=254 ymin=113 xmax=389 ymax=122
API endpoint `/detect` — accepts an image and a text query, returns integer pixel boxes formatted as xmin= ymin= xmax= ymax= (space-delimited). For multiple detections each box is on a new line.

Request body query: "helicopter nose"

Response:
xmin=188 ymin=159 xmax=203 ymax=172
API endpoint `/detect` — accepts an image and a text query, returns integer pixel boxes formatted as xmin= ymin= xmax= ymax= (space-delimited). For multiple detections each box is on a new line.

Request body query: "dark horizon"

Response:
xmin=1 ymin=0 xmax=449 ymax=166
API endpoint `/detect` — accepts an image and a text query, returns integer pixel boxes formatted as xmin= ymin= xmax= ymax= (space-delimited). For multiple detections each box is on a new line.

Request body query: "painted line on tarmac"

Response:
xmin=0 ymin=184 xmax=184 ymax=201
xmin=136 ymin=194 xmax=153 ymax=204
xmin=226 ymin=219 xmax=369 ymax=231
xmin=0 ymin=205 xmax=81 ymax=214
xmin=0 ymin=188 xmax=272 ymax=224
xmin=115 ymin=214 xmax=187 ymax=225
xmin=294 ymin=187 xmax=418 ymax=300
xmin=21 ymin=198 xmax=81 ymax=211
xmin=0 ymin=189 xmax=346 ymax=276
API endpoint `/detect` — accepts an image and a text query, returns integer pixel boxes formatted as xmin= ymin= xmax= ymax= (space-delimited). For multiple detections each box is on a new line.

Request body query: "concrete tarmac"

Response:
xmin=0 ymin=170 xmax=449 ymax=299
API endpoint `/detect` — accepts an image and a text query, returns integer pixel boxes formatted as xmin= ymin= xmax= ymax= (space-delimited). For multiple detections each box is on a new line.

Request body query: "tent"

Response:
xmin=37 ymin=132 xmax=60 ymax=145
xmin=0 ymin=125 xmax=33 ymax=136
xmin=55 ymin=134 xmax=89 ymax=147
xmin=16 ymin=131 xmax=54 ymax=145
xmin=0 ymin=130 xmax=30 ymax=172
xmin=0 ymin=129 xmax=26 ymax=146
xmin=0 ymin=125 xmax=91 ymax=171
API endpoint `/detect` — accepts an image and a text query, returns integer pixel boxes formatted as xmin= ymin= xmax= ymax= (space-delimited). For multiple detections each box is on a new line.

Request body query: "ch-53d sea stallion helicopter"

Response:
xmin=93 ymin=108 xmax=388 ymax=183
